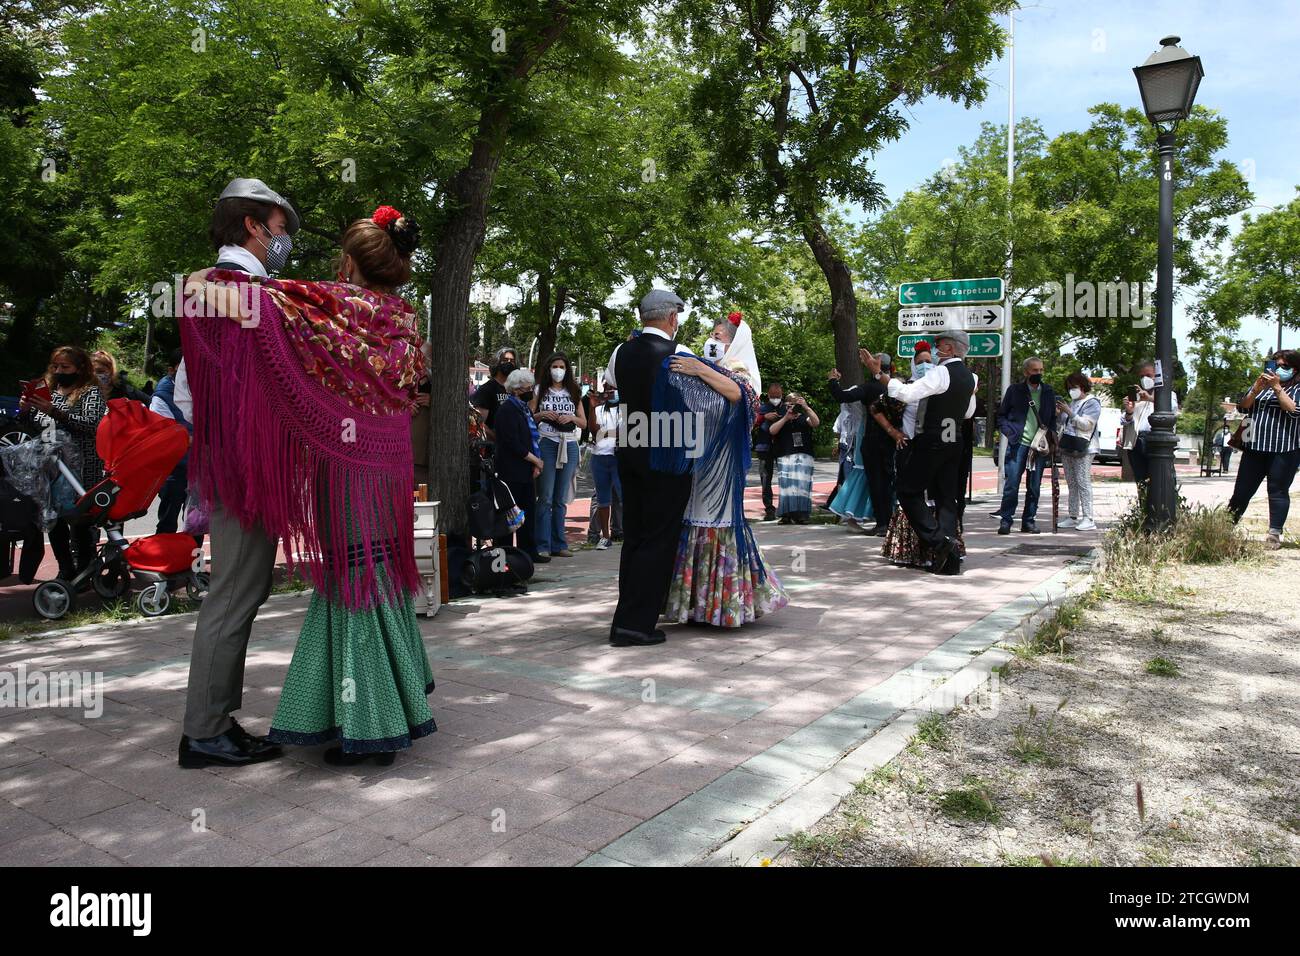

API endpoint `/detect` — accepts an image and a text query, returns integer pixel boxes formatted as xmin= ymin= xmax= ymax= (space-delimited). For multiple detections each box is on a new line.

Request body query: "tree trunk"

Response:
xmin=535 ymin=276 xmax=566 ymax=371
xmin=423 ymin=10 xmax=572 ymax=538
xmin=801 ymin=213 xmax=862 ymax=387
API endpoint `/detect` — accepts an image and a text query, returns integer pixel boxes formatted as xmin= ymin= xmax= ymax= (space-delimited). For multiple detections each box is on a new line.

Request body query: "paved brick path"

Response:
xmin=0 ymin=473 xmax=1261 ymax=865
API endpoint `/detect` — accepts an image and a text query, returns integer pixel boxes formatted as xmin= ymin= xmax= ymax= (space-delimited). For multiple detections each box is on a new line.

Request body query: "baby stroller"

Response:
xmin=32 ymin=399 xmax=207 ymax=620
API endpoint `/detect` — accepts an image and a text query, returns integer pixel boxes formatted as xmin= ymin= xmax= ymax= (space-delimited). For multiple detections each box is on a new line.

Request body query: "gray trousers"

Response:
xmin=182 ymin=502 xmax=278 ymax=739
xmin=1062 ymin=452 xmax=1094 ymax=521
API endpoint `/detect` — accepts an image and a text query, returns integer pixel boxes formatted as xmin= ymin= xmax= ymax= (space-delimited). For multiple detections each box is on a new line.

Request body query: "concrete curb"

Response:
xmin=696 ymin=547 xmax=1100 ymax=867
xmin=4 ymin=587 xmax=313 ymax=644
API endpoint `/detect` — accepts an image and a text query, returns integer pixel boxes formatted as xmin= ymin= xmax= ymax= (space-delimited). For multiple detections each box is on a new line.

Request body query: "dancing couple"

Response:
xmin=607 ymin=293 xmax=787 ymax=647
xmin=178 ymin=179 xmax=435 ymax=769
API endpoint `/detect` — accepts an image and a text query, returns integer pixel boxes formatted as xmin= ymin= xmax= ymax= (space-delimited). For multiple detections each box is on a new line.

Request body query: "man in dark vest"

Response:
xmin=865 ymin=328 xmax=977 ymax=575
xmin=179 ymin=178 xmax=299 ymax=768
xmin=604 ymin=289 xmax=693 ymax=646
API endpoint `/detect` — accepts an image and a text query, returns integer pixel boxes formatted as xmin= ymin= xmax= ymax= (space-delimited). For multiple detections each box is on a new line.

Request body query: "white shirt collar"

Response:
xmin=216 ymin=244 xmax=268 ymax=278
xmin=939 ymin=356 xmax=961 ymax=366
xmin=640 ymin=326 xmax=673 ymax=341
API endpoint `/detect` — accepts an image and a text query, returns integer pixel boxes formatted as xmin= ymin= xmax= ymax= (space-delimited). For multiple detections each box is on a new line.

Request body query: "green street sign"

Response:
xmin=898 ymin=333 xmax=1003 ymax=358
xmin=898 ymin=277 xmax=1005 ymax=307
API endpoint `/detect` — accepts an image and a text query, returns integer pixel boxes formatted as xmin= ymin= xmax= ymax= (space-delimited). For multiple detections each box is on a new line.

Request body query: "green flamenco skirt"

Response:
xmin=268 ymin=572 xmax=436 ymax=755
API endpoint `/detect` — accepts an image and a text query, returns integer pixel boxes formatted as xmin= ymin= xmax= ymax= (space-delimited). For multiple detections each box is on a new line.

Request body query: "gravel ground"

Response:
xmin=786 ymin=497 xmax=1300 ymax=868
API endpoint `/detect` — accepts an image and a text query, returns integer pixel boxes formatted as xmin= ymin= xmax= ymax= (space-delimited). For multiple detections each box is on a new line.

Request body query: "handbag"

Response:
xmin=1228 ymin=420 xmax=1247 ymax=451
xmin=1059 ymin=433 xmax=1091 ymax=454
xmin=1029 ymin=427 xmax=1050 ymax=454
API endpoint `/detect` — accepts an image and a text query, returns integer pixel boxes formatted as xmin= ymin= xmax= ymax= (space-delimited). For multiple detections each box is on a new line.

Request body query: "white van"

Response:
xmin=1095 ymin=406 xmax=1124 ymax=464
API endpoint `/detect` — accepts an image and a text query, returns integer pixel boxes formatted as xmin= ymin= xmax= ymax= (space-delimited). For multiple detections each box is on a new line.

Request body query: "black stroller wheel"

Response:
xmin=186 ymin=572 xmax=210 ymax=602
xmin=92 ymin=564 xmax=131 ymax=601
xmin=33 ymin=579 xmax=74 ymax=620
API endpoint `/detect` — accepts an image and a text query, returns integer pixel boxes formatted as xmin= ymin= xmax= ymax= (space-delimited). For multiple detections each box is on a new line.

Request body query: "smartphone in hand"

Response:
xmin=20 ymin=378 xmax=51 ymax=402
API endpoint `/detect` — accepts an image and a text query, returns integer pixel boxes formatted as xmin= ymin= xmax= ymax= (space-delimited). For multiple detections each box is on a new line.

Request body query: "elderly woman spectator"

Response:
xmin=495 ymin=368 xmax=544 ymax=561
xmin=1055 ymin=371 xmax=1101 ymax=531
xmin=19 ymin=346 xmax=107 ymax=580
xmin=1228 ymin=349 xmax=1300 ymax=549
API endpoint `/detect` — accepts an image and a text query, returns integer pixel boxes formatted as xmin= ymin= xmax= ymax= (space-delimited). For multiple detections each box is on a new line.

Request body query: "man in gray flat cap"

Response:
xmin=604 ymin=288 xmax=694 ymax=646
xmin=862 ymin=328 xmax=978 ymax=575
xmin=178 ymin=177 xmax=299 ymax=768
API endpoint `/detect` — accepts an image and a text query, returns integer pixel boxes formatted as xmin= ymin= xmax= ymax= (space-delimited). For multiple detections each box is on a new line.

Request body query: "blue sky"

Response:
xmin=868 ymin=0 xmax=1300 ymax=357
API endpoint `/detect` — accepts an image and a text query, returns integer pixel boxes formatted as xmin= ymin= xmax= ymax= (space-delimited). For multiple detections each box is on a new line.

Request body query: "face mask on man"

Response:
xmin=769 ymin=396 xmax=783 ymax=407
xmin=550 ymin=367 xmax=566 ymax=383
xmin=257 ymin=224 xmax=292 ymax=273
xmin=703 ymin=338 xmax=726 ymax=362
xmin=1028 ymin=373 xmax=1043 ymax=386
xmin=1069 ymin=387 xmax=1082 ymax=401
xmin=1140 ymin=375 xmax=1155 ymax=391
xmin=498 ymin=361 xmax=517 ymax=377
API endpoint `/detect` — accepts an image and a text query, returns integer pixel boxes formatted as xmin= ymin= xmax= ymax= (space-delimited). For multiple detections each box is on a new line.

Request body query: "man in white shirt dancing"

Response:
xmin=863 ymin=329 xmax=977 ymax=576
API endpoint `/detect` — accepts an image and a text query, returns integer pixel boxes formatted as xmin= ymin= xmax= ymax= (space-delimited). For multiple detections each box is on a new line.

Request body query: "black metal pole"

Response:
xmin=1145 ymin=129 xmax=1179 ymax=531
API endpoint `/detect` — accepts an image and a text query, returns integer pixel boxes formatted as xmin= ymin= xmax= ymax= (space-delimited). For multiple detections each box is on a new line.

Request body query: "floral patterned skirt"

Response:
xmin=664 ymin=524 xmax=789 ymax=628
xmin=881 ymin=505 xmax=966 ymax=568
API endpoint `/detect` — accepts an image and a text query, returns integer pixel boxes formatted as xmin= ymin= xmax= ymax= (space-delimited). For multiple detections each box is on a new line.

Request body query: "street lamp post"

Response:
xmin=1133 ymin=35 xmax=1204 ymax=531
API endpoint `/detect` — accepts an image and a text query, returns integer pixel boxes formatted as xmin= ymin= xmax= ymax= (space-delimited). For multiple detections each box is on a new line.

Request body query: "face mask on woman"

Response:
xmin=550 ymin=367 xmax=566 ymax=383
xmin=1069 ymin=387 xmax=1082 ymax=401
xmin=1278 ymin=366 xmax=1295 ymax=383
xmin=97 ymin=372 xmax=111 ymax=386
xmin=53 ymin=371 xmax=78 ymax=387
xmin=913 ymin=362 xmax=934 ymax=378
xmin=703 ymin=338 xmax=726 ymax=362
xmin=1140 ymin=375 xmax=1155 ymax=391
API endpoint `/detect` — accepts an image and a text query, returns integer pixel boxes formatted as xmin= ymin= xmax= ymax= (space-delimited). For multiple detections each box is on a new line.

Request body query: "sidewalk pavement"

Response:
xmin=0 ymin=471 xmax=1263 ymax=866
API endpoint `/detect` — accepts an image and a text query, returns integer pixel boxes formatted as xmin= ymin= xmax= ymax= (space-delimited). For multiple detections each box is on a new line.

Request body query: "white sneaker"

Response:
xmin=596 ymin=538 xmax=611 ymax=550
xmin=1075 ymin=519 xmax=1097 ymax=531
xmin=1058 ymin=517 xmax=1077 ymax=529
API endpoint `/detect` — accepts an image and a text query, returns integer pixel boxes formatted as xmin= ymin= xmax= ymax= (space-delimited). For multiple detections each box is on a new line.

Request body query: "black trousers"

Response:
xmin=895 ymin=438 xmax=963 ymax=550
xmin=156 ymin=462 xmax=188 ymax=534
xmin=1228 ymin=447 xmax=1300 ymax=531
xmin=504 ymin=478 xmax=537 ymax=558
xmin=862 ymin=437 xmax=896 ymax=526
xmin=49 ymin=518 xmax=95 ymax=577
xmin=759 ymin=456 xmax=776 ymax=513
xmin=612 ymin=458 xmax=692 ymax=635
xmin=1128 ymin=435 xmax=1151 ymax=486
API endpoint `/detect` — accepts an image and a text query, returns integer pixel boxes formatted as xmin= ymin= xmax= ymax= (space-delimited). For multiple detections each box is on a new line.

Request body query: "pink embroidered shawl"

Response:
xmin=180 ymin=271 xmax=425 ymax=609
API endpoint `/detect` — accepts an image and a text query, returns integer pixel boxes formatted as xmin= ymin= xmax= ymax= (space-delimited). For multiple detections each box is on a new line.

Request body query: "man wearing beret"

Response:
xmin=178 ymin=178 xmax=300 ymax=768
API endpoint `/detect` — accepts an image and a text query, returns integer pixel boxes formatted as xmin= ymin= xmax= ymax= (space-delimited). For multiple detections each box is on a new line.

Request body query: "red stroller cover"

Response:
xmin=124 ymin=533 xmax=197 ymax=575
xmin=96 ymin=399 xmax=189 ymax=522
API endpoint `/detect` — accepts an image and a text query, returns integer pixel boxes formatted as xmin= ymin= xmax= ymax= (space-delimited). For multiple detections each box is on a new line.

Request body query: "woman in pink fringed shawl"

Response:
xmin=181 ymin=205 xmax=435 ymax=767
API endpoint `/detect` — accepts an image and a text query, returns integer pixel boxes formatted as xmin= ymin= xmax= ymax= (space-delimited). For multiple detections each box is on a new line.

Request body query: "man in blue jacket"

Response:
xmin=994 ymin=356 xmax=1057 ymax=534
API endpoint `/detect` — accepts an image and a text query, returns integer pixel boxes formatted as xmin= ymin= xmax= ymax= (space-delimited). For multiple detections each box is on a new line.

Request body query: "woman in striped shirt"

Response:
xmin=1228 ymin=349 xmax=1300 ymax=549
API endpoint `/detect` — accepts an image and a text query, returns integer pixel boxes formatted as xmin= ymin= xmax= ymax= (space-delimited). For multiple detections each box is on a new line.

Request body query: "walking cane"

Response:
xmin=1049 ymin=431 xmax=1061 ymax=533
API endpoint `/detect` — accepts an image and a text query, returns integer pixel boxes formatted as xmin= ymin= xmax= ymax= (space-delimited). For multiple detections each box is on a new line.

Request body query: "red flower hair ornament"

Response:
xmin=727 ymin=310 xmax=743 ymax=326
xmin=372 ymin=205 xmax=403 ymax=230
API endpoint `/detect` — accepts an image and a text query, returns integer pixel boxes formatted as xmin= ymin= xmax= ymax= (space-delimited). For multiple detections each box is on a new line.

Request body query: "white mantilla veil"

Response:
xmin=723 ymin=316 xmax=761 ymax=397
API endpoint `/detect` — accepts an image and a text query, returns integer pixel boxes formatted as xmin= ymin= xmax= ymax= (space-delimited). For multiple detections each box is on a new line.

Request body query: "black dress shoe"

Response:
xmin=869 ymin=523 xmax=888 ymax=536
xmin=763 ymin=511 xmax=777 ymax=521
xmin=998 ymin=521 xmax=1012 ymax=535
xmin=228 ymin=719 xmax=279 ymax=756
xmin=532 ymin=553 xmax=551 ymax=563
xmin=324 ymin=746 xmax=396 ymax=767
xmin=1021 ymin=522 xmax=1041 ymax=534
xmin=609 ymin=626 xmax=667 ymax=647
xmin=178 ymin=727 xmax=283 ymax=769
xmin=929 ymin=535 xmax=955 ymax=571
xmin=932 ymin=552 xmax=962 ymax=576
